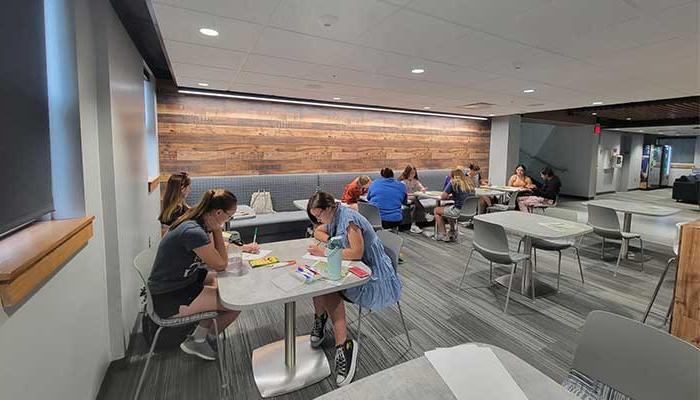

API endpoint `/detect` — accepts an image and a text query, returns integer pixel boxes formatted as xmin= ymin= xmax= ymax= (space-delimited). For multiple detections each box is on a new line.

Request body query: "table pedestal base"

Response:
xmin=494 ymin=273 xmax=557 ymax=299
xmin=252 ymin=335 xmax=331 ymax=398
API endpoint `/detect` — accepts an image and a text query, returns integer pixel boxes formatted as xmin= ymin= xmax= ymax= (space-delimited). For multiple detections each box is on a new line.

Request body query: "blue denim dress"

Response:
xmin=327 ymin=206 xmax=402 ymax=310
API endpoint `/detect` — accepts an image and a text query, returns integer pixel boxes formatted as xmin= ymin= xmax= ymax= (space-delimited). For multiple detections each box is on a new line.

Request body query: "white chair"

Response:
xmin=570 ymin=311 xmax=700 ymax=400
xmin=355 ymin=230 xmax=411 ymax=349
xmin=487 ymin=190 xmax=520 ymax=213
xmin=459 ymin=219 xmax=530 ymax=313
xmin=132 ymin=249 xmax=227 ymax=400
xmin=642 ymin=222 xmax=684 ymax=324
xmin=358 ymin=202 xmax=383 ymax=231
xmin=517 ymin=208 xmax=584 ymax=291
xmin=529 ymin=194 xmax=558 ymax=214
xmin=587 ymin=204 xmax=644 ymax=276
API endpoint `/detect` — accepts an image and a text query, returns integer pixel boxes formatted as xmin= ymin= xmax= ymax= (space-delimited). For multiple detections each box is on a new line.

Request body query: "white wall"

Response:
xmin=0 ymin=0 xmax=160 ymax=398
xmin=596 ymin=131 xmax=623 ymax=193
xmin=520 ymin=123 xmax=598 ymax=198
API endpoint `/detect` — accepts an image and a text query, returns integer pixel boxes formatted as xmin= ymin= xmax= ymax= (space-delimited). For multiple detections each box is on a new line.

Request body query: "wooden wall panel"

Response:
xmin=157 ymin=90 xmax=491 ymax=177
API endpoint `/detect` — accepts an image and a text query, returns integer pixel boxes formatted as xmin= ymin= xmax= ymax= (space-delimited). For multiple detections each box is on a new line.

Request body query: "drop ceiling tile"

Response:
xmin=177 ymin=76 xmax=231 ymax=91
xmin=471 ymin=46 xmax=575 ymax=78
xmin=153 ymin=0 xmax=280 ymax=24
xmin=269 ymin=0 xmax=399 ymax=43
xmin=152 ymin=3 xmax=263 ymax=52
xmin=171 ymin=62 xmax=236 ymax=82
xmin=626 ymin=0 xmax=698 ymax=15
xmin=654 ymin=1 xmax=700 ymax=38
xmin=587 ymin=36 xmax=698 ymax=71
xmin=164 ymin=40 xmax=248 ymax=70
xmin=253 ymin=27 xmax=362 ymax=66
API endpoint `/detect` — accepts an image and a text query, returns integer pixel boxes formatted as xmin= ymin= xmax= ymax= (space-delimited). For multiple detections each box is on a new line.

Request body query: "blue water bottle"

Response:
xmin=325 ymin=236 xmax=344 ymax=281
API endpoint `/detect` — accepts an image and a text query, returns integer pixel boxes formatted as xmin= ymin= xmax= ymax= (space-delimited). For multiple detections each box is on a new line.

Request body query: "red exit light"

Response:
xmin=594 ymin=124 xmax=601 ymax=135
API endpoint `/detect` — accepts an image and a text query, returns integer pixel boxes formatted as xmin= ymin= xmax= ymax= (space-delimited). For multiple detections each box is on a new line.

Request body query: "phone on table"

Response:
xmin=348 ymin=266 xmax=369 ymax=278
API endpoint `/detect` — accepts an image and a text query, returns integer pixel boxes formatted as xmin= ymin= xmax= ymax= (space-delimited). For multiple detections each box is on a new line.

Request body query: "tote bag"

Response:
xmin=250 ymin=190 xmax=275 ymax=214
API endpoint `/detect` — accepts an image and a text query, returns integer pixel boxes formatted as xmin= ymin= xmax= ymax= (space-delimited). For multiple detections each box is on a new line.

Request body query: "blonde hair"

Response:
xmin=357 ymin=175 xmax=371 ymax=186
xmin=159 ymin=172 xmax=190 ymax=224
xmin=171 ymin=189 xmax=237 ymax=230
xmin=451 ymin=169 xmax=475 ymax=193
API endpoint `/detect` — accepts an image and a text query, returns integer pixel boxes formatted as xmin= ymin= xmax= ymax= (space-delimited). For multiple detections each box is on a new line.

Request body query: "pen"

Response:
xmin=253 ymin=227 xmax=258 ymax=243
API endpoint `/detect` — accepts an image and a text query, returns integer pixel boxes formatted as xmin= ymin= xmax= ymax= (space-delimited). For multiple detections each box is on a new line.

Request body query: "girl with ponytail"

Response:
xmin=148 ymin=189 xmax=258 ymax=361
xmin=433 ymin=169 xmax=476 ymax=241
xmin=158 ymin=172 xmax=191 ymax=236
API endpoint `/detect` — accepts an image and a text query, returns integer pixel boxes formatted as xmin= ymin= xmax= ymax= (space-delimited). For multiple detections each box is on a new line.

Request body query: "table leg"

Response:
xmin=251 ymin=301 xmax=331 ymax=398
xmin=621 ymin=212 xmax=632 ymax=258
xmin=494 ymin=236 xmax=557 ymax=299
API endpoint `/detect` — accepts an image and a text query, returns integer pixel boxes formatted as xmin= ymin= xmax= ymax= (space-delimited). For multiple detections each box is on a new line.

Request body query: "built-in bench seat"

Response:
xmin=186 ymin=169 xmax=450 ymax=242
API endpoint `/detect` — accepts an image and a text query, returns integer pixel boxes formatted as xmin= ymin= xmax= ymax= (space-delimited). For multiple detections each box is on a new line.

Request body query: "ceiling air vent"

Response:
xmin=459 ymin=102 xmax=495 ymax=110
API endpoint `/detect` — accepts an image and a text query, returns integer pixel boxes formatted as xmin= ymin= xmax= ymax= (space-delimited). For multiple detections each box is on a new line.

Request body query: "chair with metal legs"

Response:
xmin=587 ymin=204 xmax=644 ymax=276
xmin=132 ymin=249 xmax=227 ymax=400
xmin=459 ymin=219 xmax=530 ymax=313
xmin=517 ymin=208 xmax=585 ymax=291
xmin=445 ymin=197 xmax=479 ymax=241
xmin=355 ymin=230 xmax=411 ymax=350
xmin=642 ymin=222 xmax=683 ymax=324
xmin=487 ymin=190 xmax=520 ymax=213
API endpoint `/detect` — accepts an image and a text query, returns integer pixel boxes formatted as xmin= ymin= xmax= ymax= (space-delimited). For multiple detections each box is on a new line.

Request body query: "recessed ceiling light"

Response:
xmin=523 ymin=89 xmax=535 ymax=93
xmin=199 ymin=28 xmax=219 ymax=37
xmin=488 ymin=114 xmax=495 ymax=117
xmin=411 ymin=68 xmax=425 ymax=74
xmin=197 ymin=82 xmax=209 ymax=87
xmin=333 ymin=97 xmax=341 ymax=100
xmin=592 ymin=112 xmax=597 ymax=116
xmin=423 ymin=106 xmax=431 ymax=110
xmin=626 ymin=117 xmax=632 ymax=120
xmin=592 ymin=101 xmax=603 ymax=105
xmin=638 ymin=130 xmax=644 ymax=132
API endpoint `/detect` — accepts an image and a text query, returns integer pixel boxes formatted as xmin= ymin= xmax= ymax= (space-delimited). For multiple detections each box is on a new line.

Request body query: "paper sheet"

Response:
xmin=271 ymin=272 xmax=304 ymax=292
xmin=240 ymin=249 xmax=272 ymax=261
xmin=425 ymin=344 xmax=529 ymax=400
xmin=302 ymin=253 xmax=351 ymax=266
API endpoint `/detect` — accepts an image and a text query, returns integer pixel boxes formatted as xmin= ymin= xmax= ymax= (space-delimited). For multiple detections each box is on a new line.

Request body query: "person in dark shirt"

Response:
xmin=517 ymin=167 xmax=561 ymax=212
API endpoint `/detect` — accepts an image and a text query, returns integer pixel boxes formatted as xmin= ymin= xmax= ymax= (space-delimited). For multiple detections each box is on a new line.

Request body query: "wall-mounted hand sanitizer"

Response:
xmin=325 ymin=235 xmax=344 ymax=281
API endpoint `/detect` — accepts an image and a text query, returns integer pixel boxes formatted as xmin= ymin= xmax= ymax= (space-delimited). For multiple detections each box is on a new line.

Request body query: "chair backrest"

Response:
xmin=506 ymin=191 xmax=520 ymax=209
xmin=133 ymin=248 xmax=159 ymax=322
xmin=376 ymin=230 xmax=403 ymax=273
xmin=544 ymin=207 xmax=578 ymax=222
xmin=472 ymin=219 xmax=513 ymax=264
xmin=358 ymin=202 xmax=383 ymax=228
xmin=460 ymin=197 xmax=479 ymax=218
xmin=587 ymin=204 xmax=621 ymax=233
xmin=572 ymin=310 xmax=700 ymax=400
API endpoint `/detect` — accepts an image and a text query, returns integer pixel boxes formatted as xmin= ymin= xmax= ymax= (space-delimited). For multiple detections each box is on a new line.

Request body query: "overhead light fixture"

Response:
xmin=592 ymin=112 xmax=597 ymax=116
xmin=523 ymin=89 xmax=535 ymax=93
xmin=333 ymin=97 xmax=341 ymax=100
xmin=423 ymin=106 xmax=431 ymax=110
xmin=488 ymin=114 xmax=495 ymax=117
xmin=638 ymin=130 xmax=644 ymax=132
xmin=197 ymin=82 xmax=209 ymax=87
xmin=592 ymin=101 xmax=603 ymax=105
xmin=199 ymin=28 xmax=219 ymax=37
xmin=178 ymin=89 xmax=488 ymax=121
xmin=411 ymin=68 xmax=425 ymax=74
xmin=626 ymin=117 xmax=632 ymax=120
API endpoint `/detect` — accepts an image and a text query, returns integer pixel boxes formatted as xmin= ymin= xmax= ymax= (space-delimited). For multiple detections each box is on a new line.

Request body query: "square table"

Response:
xmin=217 ymin=238 xmax=371 ymax=398
xmin=474 ymin=211 xmax=593 ymax=298
xmin=584 ymin=199 xmax=679 ymax=258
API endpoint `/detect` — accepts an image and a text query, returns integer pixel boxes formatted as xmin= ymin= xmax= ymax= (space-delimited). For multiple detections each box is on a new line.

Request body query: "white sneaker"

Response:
xmin=410 ymin=224 xmax=423 ymax=234
xmin=425 ymin=214 xmax=434 ymax=222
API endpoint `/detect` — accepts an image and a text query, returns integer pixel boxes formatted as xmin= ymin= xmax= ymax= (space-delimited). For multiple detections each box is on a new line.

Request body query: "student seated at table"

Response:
xmin=433 ymin=169 xmax=475 ymax=241
xmin=508 ymin=164 xmax=537 ymax=189
xmin=367 ymin=167 xmax=407 ymax=229
xmin=518 ymin=167 xmax=561 ymax=212
xmin=341 ymin=175 xmax=371 ymax=210
xmin=158 ymin=172 xmax=191 ymax=236
xmin=148 ymin=189 xmax=260 ymax=361
xmin=398 ymin=164 xmax=430 ymax=234
xmin=443 ymin=164 xmax=465 ymax=189
xmin=467 ymin=164 xmax=492 ymax=213
xmin=306 ymin=191 xmax=402 ymax=387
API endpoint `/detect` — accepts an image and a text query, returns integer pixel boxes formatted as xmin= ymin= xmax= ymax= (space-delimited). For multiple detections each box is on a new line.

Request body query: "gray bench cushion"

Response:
xmin=229 ymin=210 xmax=309 ymax=229
xmin=417 ymin=169 xmax=451 ymax=192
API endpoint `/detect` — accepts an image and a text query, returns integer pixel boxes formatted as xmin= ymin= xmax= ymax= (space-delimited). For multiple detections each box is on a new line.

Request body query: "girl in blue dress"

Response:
xmin=306 ymin=191 xmax=402 ymax=387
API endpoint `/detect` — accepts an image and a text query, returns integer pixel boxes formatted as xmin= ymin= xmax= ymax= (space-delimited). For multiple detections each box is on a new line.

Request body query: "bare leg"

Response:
xmin=435 ymin=206 xmax=446 ymax=235
xmin=322 ymin=293 xmax=348 ymax=345
xmin=176 ymin=282 xmax=240 ymax=333
xmin=313 ymin=296 xmax=326 ymax=316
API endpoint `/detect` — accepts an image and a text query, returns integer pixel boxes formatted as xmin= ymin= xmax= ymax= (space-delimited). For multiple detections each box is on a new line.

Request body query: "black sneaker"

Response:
xmin=310 ymin=313 xmax=327 ymax=348
xmin=335 ymin=339 xmax=358 ymax=387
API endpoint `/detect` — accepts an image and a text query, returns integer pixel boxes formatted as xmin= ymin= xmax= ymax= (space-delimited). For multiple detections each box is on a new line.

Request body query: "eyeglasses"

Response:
xmin=222 ymin=209 xmax=236 ymax=221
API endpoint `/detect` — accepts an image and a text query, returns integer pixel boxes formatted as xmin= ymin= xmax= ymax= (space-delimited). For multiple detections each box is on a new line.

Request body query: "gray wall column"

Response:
xmin=489 ymin=115 xmax=521 ymax=185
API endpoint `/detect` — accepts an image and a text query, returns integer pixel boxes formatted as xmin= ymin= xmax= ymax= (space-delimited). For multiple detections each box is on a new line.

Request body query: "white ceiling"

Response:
xmin=611 ymin=124 xmax=700 ymax=136
xmin=151 ymin=0 xmax=700 ymax=117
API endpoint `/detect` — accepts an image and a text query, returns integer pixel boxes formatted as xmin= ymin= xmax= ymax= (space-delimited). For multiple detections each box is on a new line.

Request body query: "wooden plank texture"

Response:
xmin=157 ymin=90 xmax=491 ymax=177
xmin=671 ymin=220 xmax=700 ymax=348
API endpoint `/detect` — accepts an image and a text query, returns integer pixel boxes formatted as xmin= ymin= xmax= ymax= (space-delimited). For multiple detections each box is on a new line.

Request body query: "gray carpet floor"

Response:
xmin=97 ymin=189 xmax=697 ymax=400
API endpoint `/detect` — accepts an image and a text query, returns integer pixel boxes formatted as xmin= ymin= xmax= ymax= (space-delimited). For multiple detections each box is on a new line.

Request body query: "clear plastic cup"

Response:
xmin=227 ymin=247 xmax=243 ymax=276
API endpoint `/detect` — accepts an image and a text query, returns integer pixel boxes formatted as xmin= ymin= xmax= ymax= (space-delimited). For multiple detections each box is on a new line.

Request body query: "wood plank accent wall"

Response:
xmin=157 ymin=88 xmax=491 ymax=177
xmin=671 ymin=220 xmax=700 ymax=348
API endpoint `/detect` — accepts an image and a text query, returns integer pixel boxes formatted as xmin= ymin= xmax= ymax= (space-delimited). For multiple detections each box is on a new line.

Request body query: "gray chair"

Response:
xmin=132 ymin=249 xmax=226 ymax=400
xmin=517 ymin=208 xmax=584 ymax=291
xmin=358 ymin=202 xmax=383 ymax=231
xmin=355 ymin=230 xmax=411 ymax=349
xmin=587 ymin=204 xmax=644 ymax=276
xmin=487 ymin=190 xmax=520 ymax=213
xmin=459 ymin=219 xmax=530 ymax=313
xmin=571 ymin=310 xmax=700 ymax=400
xmin=445 ymin=197 xmax=479 ymax=241
xmin=642 ymin=222 xmax=683 ymax=324
xmin=529 ymin=194 xmax=558 ymax=214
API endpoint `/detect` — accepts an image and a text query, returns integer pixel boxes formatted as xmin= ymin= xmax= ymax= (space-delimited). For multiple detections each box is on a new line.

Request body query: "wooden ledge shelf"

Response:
xmin=0 ymin=216 xmax=95 ymax=308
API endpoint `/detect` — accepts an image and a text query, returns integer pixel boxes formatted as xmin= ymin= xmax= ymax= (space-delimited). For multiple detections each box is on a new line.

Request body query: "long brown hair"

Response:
xmin=159 ymin=172 xmax=191 ymax=224
xmin=307 ymin=191 xmax=338 ymax=225
xmin=451 ymin=168 xmax=475 ymax=193
xmin=398 ymin=164 xmax=419 ymax=181
xmin=171 ymin=189 xmax=237 ymax=229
